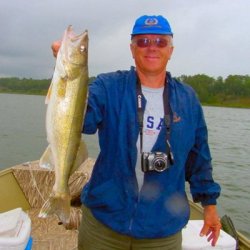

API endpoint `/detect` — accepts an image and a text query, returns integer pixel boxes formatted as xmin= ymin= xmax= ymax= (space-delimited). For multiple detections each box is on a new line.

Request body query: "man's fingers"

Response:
xmin=211 ymin=227 xmax=221 ymax=246
xmin=51 ymin=41 xmax=61 ymax=58
xmin=200 ymin=224 xmax=210 ymax=237
xmin=201 ymin=224 xmax=221 ymax=246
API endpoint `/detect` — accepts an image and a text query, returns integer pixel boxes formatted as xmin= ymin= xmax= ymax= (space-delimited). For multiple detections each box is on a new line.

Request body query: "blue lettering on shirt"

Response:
xmin=156 ymin=118 xmax=164 ymax=130
xmin=146 ymin=116 xmax=164 ymax=130
xmin=147 ymin=116 xmax=154 ymax=129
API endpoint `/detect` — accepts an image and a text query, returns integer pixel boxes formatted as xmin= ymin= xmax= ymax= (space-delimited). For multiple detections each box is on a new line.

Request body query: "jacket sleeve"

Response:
xmin=185 ymin=104 xmax=221 ymax=206
xmin=82 ymin=76 xmax=106 ymax=134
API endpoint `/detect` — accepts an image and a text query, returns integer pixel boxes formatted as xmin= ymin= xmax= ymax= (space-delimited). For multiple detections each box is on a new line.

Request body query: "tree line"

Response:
xmin=176 ymin=74 xmax=250 ymax=108
xmin=0 ymin=77 xmax=96 ymax=95
xmin=0 ymin=74 xmax=250 ymax=108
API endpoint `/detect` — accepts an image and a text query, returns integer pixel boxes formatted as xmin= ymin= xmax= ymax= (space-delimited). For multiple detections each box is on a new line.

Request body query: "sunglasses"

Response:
xmin=133 ymin=37 xmax=169 ymax=48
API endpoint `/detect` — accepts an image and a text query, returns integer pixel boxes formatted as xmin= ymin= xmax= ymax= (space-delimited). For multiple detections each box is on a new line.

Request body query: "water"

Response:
xmin=0 ymin=93 xmax=249 ymax=238
xmin=0 ymin=93 xmax=99 ymax=168
xmin=204 ymin=106 xmax=250 ymax=238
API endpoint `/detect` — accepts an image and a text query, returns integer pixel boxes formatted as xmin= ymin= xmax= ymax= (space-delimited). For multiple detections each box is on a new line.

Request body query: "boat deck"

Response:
xmin=28 ymin=208 xmax=78 ymax=250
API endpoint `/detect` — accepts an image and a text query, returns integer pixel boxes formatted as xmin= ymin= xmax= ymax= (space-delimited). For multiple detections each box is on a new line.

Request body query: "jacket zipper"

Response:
xmin=129 ymin=193 xmax=140 ymax=232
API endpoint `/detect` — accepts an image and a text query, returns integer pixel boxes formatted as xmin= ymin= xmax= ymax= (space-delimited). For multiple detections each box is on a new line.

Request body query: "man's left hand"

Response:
xmin=200 ymin=205 xmax=221 ymax=246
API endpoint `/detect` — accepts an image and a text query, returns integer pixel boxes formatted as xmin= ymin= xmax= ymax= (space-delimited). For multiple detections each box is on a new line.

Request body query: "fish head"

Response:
xmin=47 ymin=26 xmax=88 ymax=102
xmin=60 ymin=26 xmax=88 ymax=67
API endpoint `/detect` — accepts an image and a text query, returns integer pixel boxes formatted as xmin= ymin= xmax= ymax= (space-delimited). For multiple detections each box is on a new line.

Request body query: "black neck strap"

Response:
xmin=136 ymin=75 xmax=172 ymax=155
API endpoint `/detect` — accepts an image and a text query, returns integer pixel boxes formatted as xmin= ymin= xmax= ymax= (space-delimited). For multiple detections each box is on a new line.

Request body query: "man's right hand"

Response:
xmin=51 ymin=41 xmax=61 ymax=58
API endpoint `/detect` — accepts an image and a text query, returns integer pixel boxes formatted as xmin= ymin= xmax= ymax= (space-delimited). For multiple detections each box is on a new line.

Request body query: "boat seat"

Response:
xmin=12 ymin=159 xmax=94 ymax=210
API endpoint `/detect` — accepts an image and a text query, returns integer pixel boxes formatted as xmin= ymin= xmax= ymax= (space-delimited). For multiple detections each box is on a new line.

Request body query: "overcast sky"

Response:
xmin=0 ymin=0 xmax=249 ymax=79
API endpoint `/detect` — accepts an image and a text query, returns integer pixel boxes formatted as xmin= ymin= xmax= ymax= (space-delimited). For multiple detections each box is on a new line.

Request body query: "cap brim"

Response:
xmin=131 ymin=31 xmax=173 ymax=36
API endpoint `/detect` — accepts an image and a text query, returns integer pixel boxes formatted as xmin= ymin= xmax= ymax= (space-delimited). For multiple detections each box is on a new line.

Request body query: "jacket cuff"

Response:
xmin=201 ymin=199 xmax=217 ymax=206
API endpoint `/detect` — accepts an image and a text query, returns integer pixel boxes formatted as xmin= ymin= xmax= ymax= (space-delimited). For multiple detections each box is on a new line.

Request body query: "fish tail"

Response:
xmin=39 ymin=193 xmax=71 ymax=225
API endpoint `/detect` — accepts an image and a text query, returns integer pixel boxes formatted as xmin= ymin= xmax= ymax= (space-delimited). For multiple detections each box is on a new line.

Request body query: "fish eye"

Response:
xmin=80 ymin=45 xmax=86 ymax=53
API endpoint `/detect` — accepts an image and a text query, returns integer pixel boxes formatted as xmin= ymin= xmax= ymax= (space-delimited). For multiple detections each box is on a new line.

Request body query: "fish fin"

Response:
xmin=39 ymin=145 xmax=55 ymax=170
xmin=57 ymin=78 xmax=67 ymax=98
xmin=39 ymin=192 xmax=71 ymax=225
xmin=70 ymin=139 xmax=88 ymax=175
xmin=45 ymin=82 xmax=53 ymax=104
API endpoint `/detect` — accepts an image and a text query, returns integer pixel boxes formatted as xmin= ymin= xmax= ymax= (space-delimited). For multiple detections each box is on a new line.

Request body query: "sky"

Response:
xmin=0 ymin=0 xmax=250 ymax=79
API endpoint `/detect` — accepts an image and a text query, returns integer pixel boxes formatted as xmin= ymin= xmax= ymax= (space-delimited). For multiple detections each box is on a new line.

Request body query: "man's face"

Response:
xmin=130 ymin=34 xmax=174 ymax=75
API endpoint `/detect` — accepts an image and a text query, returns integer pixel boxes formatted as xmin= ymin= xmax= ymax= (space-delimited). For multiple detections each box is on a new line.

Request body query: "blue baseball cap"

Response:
xmin=131 ymin=15 xmax=173 ymax=36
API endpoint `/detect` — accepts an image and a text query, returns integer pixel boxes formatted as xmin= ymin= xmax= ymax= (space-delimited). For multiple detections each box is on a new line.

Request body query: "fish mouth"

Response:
xmin=66 ymin=25 xmax=88 ymax=43
xmin=61 ymin=25 xmax=89 ymax=65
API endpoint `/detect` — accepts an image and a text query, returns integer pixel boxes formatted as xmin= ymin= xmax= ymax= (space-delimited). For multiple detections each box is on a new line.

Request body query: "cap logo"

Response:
xmin=144 ymin=18 xmax=158 ymax=26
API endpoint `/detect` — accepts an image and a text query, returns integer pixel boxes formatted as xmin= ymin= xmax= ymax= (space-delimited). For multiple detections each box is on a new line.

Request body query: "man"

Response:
xmin=52 ymin=15 xmax=221 ymax=250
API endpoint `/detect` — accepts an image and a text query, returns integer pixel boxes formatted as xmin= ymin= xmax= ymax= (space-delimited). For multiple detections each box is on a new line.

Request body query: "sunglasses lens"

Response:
xmin=155 ymin=38 xmax=168 ymax=48
xmin=136 ymin=38 xmax=150 ymax=48
xmin=135 ymin=38 xmax=168 ymax=48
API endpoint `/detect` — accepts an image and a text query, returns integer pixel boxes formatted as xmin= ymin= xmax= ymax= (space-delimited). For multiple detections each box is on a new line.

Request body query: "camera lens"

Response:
xmin=153 ymin=158 xmax=167 ymax=172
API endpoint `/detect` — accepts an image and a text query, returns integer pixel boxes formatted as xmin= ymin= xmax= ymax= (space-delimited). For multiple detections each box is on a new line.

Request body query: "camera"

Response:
xmin=141 ymin=152 xmax=169 ymax=173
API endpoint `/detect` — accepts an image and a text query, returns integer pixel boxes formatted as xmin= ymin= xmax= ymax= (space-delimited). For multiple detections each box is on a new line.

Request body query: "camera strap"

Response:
xmin=136 ymin=74 xmax=172 ymax=159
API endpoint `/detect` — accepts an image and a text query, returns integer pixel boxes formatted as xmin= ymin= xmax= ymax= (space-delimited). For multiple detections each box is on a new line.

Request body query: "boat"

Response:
xmin=0 ymin=160 xmax=249 ymax=250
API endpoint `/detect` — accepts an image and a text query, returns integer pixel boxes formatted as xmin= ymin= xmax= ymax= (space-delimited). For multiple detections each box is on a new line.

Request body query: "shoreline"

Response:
xmin=1 ymin=91 xmax=250 ymax=109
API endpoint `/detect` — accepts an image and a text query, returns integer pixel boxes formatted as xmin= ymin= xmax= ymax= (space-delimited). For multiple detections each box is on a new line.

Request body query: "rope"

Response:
xmin=23 ymin=161 xmax=46 ymax=203
xmin=22 ymin=161 xmax=90 ymax=202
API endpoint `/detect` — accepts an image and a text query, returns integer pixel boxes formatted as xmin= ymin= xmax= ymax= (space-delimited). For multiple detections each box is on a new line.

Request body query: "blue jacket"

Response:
xmin=81 ymin=66 xmax=221 ymax=239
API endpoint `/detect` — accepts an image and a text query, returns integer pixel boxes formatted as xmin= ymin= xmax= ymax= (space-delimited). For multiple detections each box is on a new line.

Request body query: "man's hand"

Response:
xmin=51 ymin=40 xmax=61 ymax=58
xmin=200 ymin=205 xmax=221 ymax=246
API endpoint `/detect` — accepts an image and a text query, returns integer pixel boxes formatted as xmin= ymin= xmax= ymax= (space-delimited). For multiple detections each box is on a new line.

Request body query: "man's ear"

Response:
xmin=130 ymin=43 xmax=135 ymax=59
xmin=168 ymin=46 xmax=174 ymax=60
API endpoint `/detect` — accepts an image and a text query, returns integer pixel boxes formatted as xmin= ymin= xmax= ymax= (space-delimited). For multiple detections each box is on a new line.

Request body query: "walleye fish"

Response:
xmin=39 ymin=26 xmax=89 ymax=225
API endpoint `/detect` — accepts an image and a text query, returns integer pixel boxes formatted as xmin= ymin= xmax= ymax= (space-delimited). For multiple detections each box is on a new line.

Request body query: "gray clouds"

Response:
xmin=0 ymin=0 xmax=249 ymax=79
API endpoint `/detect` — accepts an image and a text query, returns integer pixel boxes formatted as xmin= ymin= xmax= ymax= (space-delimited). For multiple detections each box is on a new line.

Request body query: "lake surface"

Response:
xmin=0 ymin=93 xmax=249 ymax=238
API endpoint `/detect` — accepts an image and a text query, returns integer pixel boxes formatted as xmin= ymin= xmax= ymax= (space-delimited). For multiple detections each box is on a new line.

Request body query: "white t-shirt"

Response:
xmin=135 ymin=85 xmax=164 ymax=191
